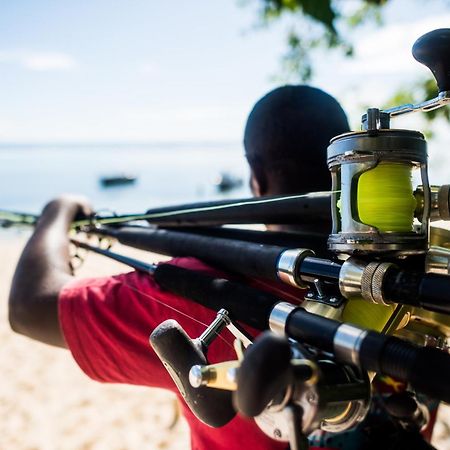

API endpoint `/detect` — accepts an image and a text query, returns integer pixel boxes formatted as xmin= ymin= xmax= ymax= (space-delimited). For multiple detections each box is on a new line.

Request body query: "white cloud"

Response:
xmin=341 ymin=14 xmax=450 ymax=76
xmin=0 ymin=50 xmax=78 ymax=71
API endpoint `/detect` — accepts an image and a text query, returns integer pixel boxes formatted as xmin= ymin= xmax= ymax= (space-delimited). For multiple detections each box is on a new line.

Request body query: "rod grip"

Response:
xmin=154 ymin=263 xmax=279 ymax=330
xmin=286 ymin=309 xmax=450 ymax=403
xmin=115 ymin=227 xmax=285 ymax=282
xmin=383 ymin=268 xmax=450 ymax=315
xmin=143 ymin=193 xmax=331 ymax=227
xmin=359 ymin=332 xmax=450 ymax=403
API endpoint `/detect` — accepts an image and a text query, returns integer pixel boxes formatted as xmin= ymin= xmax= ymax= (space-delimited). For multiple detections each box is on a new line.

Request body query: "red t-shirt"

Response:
xmin=58 ymin=257 xmax=306 ymax=450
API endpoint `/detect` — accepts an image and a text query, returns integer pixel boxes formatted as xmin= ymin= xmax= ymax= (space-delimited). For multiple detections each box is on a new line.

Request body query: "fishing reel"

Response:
xmin=150 ymin=308 xmax=372 ymax=450
xmin=238 ymin=333 xmax=371 ymax=445
xmin=324 ymin=29 xmax=450 ymax=346
xmin=328 ymin=29 xmax=450 ymax=257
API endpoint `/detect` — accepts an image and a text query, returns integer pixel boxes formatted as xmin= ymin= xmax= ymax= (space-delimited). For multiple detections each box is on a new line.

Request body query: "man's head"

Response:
xmin=244 ymin=85 xmax=350 ymax=197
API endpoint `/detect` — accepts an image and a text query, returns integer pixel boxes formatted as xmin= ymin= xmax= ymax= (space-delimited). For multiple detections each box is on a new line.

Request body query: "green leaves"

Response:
xmin=262 ymin=0 xmax=336 ymax=33
xmin=252 ymin=0 xmax=385 ymax=81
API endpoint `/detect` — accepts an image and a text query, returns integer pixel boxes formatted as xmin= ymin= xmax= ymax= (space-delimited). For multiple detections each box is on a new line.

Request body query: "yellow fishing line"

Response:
xmin=357 ymin=163 xmax=416 ymax=232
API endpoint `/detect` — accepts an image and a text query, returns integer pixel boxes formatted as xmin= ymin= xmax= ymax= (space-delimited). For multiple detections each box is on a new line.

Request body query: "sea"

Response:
xmin=0 ymin=143 xmax=251 ymax=217
xmin=2 ymin=139 xmax=450 ymax=223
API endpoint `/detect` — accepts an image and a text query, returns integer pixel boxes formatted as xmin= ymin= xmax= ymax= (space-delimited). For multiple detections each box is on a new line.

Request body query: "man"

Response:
xmin=244 ymin=85 xmax=348 ymax=198
xmin=9 ymin=86 xmax=351 ymax=449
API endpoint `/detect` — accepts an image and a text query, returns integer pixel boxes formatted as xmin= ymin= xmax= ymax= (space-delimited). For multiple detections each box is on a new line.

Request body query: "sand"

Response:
xmin=1 ymin=232 xmax=449 ymax=450
xmin=1 ymin=232 xmax=189 ymax=450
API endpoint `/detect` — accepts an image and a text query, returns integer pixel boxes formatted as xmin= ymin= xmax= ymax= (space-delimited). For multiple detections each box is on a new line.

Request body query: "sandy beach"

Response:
xmin=1 ymin=232 xmax=189 ymax=450
xmin=1 ymin=233 xmax=449 ymax=450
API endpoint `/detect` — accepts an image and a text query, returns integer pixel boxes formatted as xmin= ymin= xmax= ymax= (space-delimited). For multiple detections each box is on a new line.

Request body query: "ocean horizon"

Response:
xmin=0 ymin=142 xmax=251 ymax=216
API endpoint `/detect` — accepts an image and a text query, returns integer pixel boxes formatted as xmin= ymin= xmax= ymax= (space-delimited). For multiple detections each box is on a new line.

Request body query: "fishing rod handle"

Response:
xmin=359 ymin=331 xmax=450 ymax=402
xmin=383 ymin=268 xmax=450 ymax=314
xmin=143 ymin=193 xmax=331 ymax=227
xmin=92 ymin=227 xmax=450 ymax=314
xmin=154 ymin=263 xmax=278 ymax=330
xmin=94 ymin=226 xmax=341 ymax=287
xmin=102 ymin=226 xmax=286 ymax=282
xmin=283 ymin=307 xmax=450 ymax=403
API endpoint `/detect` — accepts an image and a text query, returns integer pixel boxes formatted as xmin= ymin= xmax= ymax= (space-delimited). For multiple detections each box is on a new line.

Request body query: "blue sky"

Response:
xmin=1 ymin=0 xmax=450 ymax=143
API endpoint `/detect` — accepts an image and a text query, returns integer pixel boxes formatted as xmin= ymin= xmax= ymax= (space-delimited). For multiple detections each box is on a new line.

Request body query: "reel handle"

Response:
xmin=235 ymin=332 xmax=293 ymax=417
xmin=412 ymin=28 xmax=450 ymax=92
xmin=149 ymin=319 xmax=236 ymax=427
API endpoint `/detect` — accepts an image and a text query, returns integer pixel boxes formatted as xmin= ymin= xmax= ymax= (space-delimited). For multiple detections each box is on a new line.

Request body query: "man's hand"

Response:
xmin=8 ymin=195 xmax=93 ymax=348
xmin=38 ymin=195 xmax=93 ymax=229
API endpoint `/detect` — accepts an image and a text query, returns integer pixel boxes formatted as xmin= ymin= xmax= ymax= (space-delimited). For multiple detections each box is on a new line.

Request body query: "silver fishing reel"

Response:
xmin=327 ymin=29 xmax=450 ymax=256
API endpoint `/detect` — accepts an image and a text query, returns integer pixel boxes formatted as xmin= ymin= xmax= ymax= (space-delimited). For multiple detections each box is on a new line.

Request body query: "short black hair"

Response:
xmin=244 ymin=85 xmax=350 ymax=194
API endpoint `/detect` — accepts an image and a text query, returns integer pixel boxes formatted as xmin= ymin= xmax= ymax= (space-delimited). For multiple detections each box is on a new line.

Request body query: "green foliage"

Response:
xmin=252 ymin=0 xmax=387 ymax=82
xmin=247 ymin=0 xmax=450 ymax=126
xmin=262 ymin=0 xmax=337 ymax=34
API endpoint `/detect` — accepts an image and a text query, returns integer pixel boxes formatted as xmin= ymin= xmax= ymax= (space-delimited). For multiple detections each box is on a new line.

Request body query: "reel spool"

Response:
xmin=327 ymin=28 xmax=450 ymax=257
xmin=327 ymin=122 xmax=429 ymax=256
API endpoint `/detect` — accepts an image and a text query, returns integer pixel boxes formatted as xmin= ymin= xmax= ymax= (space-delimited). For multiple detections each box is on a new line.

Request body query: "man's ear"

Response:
xmin=250 ymin=167 xmax=268 ymax=197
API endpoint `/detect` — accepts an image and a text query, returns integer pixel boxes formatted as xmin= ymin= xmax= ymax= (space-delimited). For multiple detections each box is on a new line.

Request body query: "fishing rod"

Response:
xmin=3 ymin=183 xmax=450 ymax=230
xmin=84 ymin=224 xmax=450 ymax=316
xmin=194 ymin=227 xmax=332 ymax=259
xmin=70 ymin=239 xmax=450 ymax=437
xmin=0 ymin=192 xmax=333 ymax=229
xmin=0 ymin=210 xmax=39 ymax=227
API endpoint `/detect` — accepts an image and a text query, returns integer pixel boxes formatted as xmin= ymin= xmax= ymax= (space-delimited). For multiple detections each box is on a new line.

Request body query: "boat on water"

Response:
xmin=214 ymin=172 xmax=243 ymax=193
xmin=100 ymin=174 xmax=137 ymax=187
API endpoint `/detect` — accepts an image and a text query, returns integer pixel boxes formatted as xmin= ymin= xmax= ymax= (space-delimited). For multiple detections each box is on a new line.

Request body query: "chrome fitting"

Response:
xmin=339 ymin=258 xmax=367 ymax=300
xmin=339 ymin=257 xmax=394 ymax=306
xmin=199 ymin=309 xmax=230 ymax=348
xmin=333 ymin=324 xmax=368 ymax=367
xmin=189 ymin=365 xmax=212 ymax=388
xmin=426 ymin=246 xmax=450 ymax=275
xmin=371 ymin=262 xmax=394 ymax=306
xmin=438 ymin=185 xmax=450 ymax=220
xmin=269 ymin=302 xmax=297 ymax=336
xmin=360 ymin=262 xmax=379 ymax=303
xmin=277 ymin=248 xmax=315 ymax=288
xmin=426 ymin=185 xmax=450 ymax=221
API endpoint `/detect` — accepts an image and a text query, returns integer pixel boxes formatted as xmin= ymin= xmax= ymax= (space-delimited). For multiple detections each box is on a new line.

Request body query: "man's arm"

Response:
xmin=8 ymin=196 xmax=91 ymax=348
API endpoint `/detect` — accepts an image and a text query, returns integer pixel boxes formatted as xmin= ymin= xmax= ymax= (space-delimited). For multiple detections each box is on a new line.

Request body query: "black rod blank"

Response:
xmin=91 ymin=225 xmax=450 ymax=315
xmin=95 ymin=226 xmax=290 ymax=282
xmin=142 ymin=193 xmax=331 ymax=227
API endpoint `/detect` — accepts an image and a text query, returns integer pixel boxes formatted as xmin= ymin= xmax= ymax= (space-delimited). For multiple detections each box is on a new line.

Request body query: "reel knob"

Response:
xmin=235 ymin=332 xmax=293 ymax=417
xmin=412 ymin=28 xmax=450 ymax=92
